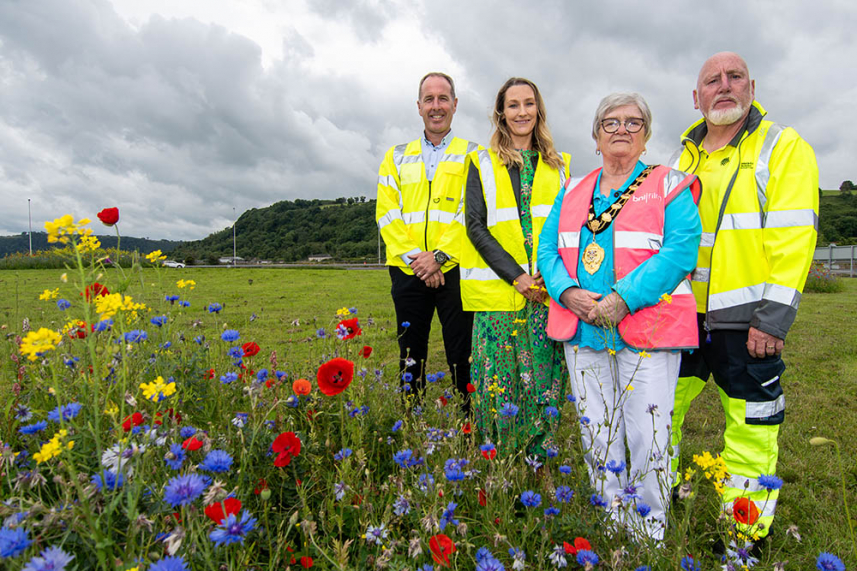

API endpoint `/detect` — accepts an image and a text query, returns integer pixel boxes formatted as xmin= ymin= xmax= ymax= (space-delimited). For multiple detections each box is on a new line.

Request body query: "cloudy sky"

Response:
xmin=1 ymin=0 xmax=854 ymax=241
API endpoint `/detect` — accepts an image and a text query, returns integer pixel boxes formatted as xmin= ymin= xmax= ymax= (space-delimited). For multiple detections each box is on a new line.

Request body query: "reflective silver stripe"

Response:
xmin=663 ymin=169 xmax=685 ymax=199
xmin=691 ymin=267 xmax=710 ymax=283
xmin=708 ymin=283 xmax=764 ymax=311
xmin=531 ymin=204 xmax=553 ymax=219
xmin=762 ymin=283 xmax=800 ymax=308
xmin=400 ymin=247 xmax=421 ymax=266
xmin=378 ymin=174 xmax=398 ymax=188
xmin=465 ymin=142 xmax=479 ymax=154
xmin=765 ymin=209 xmax=818 ymax=230
xmin=720 ymin=212 xmax=762 ymax=231
xmin=400 ymin=155 xmax=422 ymax=164
xmin=377 ymin=209 xmax=403 ymax=229
xmin=428 ymin=210 xmax=454 ymax=225
xmin=755 ymin=124 xmax=785 ymax=212
xmin=615 ymin=231 xmax=663 ymax=251
xmin=724 ymin=475 xmax=766 ymax=493
xmin=496 ymin=206 xmax=519 ymax=223
xmin=441 ymin=153 xmax=467 ymax=164
xmin=402 ymin=211 xmax=425 ymax=225
xmin=700 ymin=232 xmax=715 ymax=248
xmin=559 ymin=168 xmax=567 ymax=189
xmin=392 ymin=143 xmax=408 ymax=168
xmin=566 ymin=176 xmax=585 ymax=191
xmin=668 ymin=148 xmax=684 ymax=170
xmin=452 ymin=209 xmax=465 ymax=225
xmin=461 ymin=262 xmax=529 ymax=282
xmin=746 ymin=394 xmax=785 ymax=419
xmin=558 ymin=231 xmax=580 ymax=249
xmin=723 ymin=498 xmax=777 ymax=518
xmin=672 ymin=279 xmax=693 ymax=296
xmin=478 ymin=150 xmax=499 ymax=227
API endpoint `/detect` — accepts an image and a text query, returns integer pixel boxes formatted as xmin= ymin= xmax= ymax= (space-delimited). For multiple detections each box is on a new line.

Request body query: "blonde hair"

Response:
xmin=489 ymin=77 xmax=564 ymax=171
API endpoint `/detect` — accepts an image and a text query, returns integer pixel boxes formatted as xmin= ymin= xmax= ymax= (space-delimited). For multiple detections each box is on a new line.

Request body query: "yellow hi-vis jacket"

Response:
xmin=670 ymin=101 xmax=818 ymax=339
xmin=376 ymin=137 xmax=477 ymax=273
xmin=460 ymin=148 xmax=571 ymax=311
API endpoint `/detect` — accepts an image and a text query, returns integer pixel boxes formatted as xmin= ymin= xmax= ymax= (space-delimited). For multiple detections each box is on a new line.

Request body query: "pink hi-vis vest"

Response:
xmin=546 ymin=165 xmax=701 ymax=350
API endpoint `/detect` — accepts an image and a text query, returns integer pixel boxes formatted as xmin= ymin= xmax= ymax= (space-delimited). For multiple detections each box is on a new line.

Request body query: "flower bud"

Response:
xmin=809 ymin=436 xmax=834 ymax=446
xmin=260 ymin=489 xmax=272 ymax=501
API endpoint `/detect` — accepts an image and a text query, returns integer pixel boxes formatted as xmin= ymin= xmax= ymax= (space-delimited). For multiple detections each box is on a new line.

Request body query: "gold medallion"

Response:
xmin=582 ymin=241 xmax=605 ymax=274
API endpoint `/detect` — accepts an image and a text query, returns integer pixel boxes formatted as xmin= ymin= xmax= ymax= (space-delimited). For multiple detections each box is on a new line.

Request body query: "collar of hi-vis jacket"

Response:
xmin=680 ymin=100 xmax=768 ymax=148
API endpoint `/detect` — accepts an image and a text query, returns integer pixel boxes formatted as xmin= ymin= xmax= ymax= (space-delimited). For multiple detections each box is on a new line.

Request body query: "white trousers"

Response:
xmin=564 ymin=345 xmax=679 ymax=541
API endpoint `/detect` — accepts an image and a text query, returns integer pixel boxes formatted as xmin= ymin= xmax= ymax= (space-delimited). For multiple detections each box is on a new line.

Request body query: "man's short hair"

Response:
xmin=418 ymin=72 xmax=456 ymax=100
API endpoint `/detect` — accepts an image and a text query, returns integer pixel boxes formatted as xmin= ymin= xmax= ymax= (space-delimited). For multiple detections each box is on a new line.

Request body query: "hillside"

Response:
xmin=0 ymin=232 xmax=181 ymax=257
xmin=818 ymin=190 xmax=857 ymax=245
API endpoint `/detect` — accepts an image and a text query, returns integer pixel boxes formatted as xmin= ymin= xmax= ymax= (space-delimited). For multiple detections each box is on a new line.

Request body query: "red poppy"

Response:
xmin=242 ymin=341 xmax=260 ymax=357
xmin=429 ymin=534 xmax=456 ymax=567
xmin=360 ymin=345 xmax=373 ymax=358
xmin=293 ymin=379 xmax=312 ymax=395
xmin=299 ymin=556 xmax=313 ymax=568
xmin=733 ymin=497 xmax=760 ymax=525
xmin=316 ymin=357 xmax=354 ymax=396
xmin=265 ymin=378 xmax=275 ymax=389
xmin=254 ymin=478 xmax=268 ymax=495
xmin=122 ymin=412 xmax=144 ymax=432
xmin=272 ymin=431 xmax=301 ymax=467
xmin=81 ymin=282 xmax=110 ymax=301
xmin=481 ymin=448 xmax=496 ymax=460
xmin=438 ymin=396 xmax=448 ymax=407
xmin=462 ymin=422 xmax=472 ymax=434
xmin=563 ymin=537 xmax=592 ymax=555
xmin=182 ymin=436 xmax=203 ymax=451
xmin=466 ymin=383 xmax=476 ymax=393
xmin=97 ymin=207 xmax=120 ymax=226
xmin=67 ymin=320 xmax=87 ymax=339
xmin=337 ymin=317 xmax=362 ymax=340
xmin=306 ymin=409 xmax=317 ymax=421
xmin=204 ymin=497 xmax=242 ymax=524
xmin=204 ymin=368 xmax=215 ymax=380
xmin=478 ymin=489 xmax=487 ymax=507
xmin=154 ymin=408 xmax=182 ymax=426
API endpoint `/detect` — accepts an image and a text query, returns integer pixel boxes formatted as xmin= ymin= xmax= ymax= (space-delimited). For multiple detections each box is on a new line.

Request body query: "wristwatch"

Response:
xmin=433 ymin=250 xmax=450 ymax=265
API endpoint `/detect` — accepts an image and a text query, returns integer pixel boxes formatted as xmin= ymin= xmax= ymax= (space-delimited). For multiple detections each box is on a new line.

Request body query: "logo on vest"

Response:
xmin=740 ymin=162 xmax=754 ymax=169
xmin=632 ymin=192 xmax=662 ymax=204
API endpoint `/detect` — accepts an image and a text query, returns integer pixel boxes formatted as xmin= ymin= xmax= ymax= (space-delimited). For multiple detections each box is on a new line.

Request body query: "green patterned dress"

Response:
xmin=472 ymin=150 xmax=567 ymax=456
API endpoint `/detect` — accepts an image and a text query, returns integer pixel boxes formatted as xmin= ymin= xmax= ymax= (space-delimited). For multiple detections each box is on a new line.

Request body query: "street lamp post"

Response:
xmin=28 ymin=198 xmax=33 ymax=256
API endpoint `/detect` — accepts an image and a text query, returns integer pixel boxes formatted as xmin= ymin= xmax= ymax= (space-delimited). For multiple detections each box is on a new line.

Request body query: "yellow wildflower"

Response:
xmin=176 ymin=279 xmax=196 ymax=290
xmin=511 ymin=330 xmax=518 ymax=337
xmin=639 ymin=350 xmax=651 ymax=359
xmin=607 ymin=348 xmax=616 ymax=356
xmin=660 ymin=293 xmax=673 ymax=304
xmin=20 ymin=328 xmax=62 ymax=361
xmin=39 ymin=288 xmax=60 ymax=301
xmin=336 ymin=307 xmax=351 ymax=317
xmin=145 ymin=250 xmax=167 ymax=263
xmin=76 ymin=234 xmax=101 ymax=253
xmin=513 ymin=318 xmax=526 ymax=324
xmin=140 ymin=375 xmax=177 ymax=401
xmin=44 ymin=215 xmax=91 ymax=244
xmin=626 ymin=385 xmax=634 ymax=392
xmin=95 ymin=293 xmax=146 ymax=320
xmin=33 ymin=429 xmax=72 ymax=464
xmin=104 ymin=402 xmax=119 ymax=416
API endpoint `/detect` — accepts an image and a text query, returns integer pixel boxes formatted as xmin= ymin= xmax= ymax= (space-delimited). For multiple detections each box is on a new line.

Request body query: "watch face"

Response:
xmin=434 ymin=251 xmax=447 ymax=264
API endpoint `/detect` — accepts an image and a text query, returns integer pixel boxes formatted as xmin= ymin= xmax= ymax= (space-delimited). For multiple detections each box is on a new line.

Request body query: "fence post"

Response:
xmin=852 ymin=245 xmax=855 ymax=278
xmin=828 ymin=244 xmax=833 ymax=271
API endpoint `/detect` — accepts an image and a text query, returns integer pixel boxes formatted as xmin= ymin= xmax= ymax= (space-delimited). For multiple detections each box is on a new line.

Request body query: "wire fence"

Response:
xmin=814 ymin=244 xmax=857 ymax=277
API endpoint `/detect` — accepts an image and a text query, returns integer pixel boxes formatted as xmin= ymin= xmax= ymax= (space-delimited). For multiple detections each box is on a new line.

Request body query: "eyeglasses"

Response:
xmin=600 ymin=118 xmax=645 ymax=134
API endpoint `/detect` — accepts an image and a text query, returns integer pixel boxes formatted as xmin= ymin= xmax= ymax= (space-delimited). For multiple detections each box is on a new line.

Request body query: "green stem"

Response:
xmin=834 ymin=440 xmax=857 ymax=551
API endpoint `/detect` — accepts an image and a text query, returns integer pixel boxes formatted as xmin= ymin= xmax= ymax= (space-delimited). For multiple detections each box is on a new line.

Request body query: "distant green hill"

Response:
xmin=171 ymin=197 xmax=381 ymax=263
xmin=0 ymin=232 xmax=181 ymax=257
xmin=818 ymin=190 xmax=857 ymax=245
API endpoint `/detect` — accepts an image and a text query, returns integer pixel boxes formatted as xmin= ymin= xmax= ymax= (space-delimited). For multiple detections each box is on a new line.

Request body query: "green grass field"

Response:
xmin=1 ymin=266 xmax=855 ymax=568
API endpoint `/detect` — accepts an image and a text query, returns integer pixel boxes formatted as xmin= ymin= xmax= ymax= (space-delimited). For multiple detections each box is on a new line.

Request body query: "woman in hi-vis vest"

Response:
xmin=537 ymin=93 xmax=701 ymax=541
xmin=460 ymin=78 xmax=570 ymax=457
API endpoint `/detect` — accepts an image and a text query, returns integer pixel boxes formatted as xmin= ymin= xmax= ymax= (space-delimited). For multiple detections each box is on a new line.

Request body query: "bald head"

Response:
xmin=694 ymin=52 xmax=755 ymax=126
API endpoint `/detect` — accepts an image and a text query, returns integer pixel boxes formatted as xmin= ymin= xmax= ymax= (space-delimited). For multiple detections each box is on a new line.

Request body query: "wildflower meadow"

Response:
xmin=0 ymin=214 xmax=854 ymax=570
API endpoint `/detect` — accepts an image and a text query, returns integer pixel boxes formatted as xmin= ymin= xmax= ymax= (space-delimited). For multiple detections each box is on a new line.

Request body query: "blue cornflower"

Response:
xmin=123 ymin=330 xmax=148 ymax=343
xmin=393 ymin=495 xmax=410 ymax=516
xmin=13 ymin=404 xmax=33 ymax=422
xmin=0 ymin=525 xmax=31 ymax=558
xmin=200 ymin=450 xmax=233 ymax=473
xmin=634 ymin=567 xmax=651 ymax=571
xmin=334 ymin=482 xmax=347 ymax=501
xmin=163 ymin=473 xmax=209 ymax=507
xmin=92 ymin=319 xmax=113 ymax=332
xmin=758 ymin=474 xmax=784 ymax=491
xmin=91 ymin=470 xmax=124 ymax=492
xmin=402 ymin=372 xmax=413 ymax=383
xmin=636 ymin=502 xmax=651 ymax=517
xmin=475 ymin=547 xmax=493 ymax=563
xmin=165 ymin=443 xmax=186 ymax=470
xmin=21 ymin=545 xmax=74 ymax=571
xmin=209 ymin=511 xmax=256 ymax=547
xmin=393 ymin=449 xmax=414 ymax=469
xmin=545 ymin=447 xmax=559 ymax=459
xmin=566 ymin=393 xmax=577 ymax=403
xmin=520 ymin=490 xmax=541 ymax=508
xmin=179 ymin=426 xmax=197 ymax=439
xmin=165 ymin=295 xmax=179 ymax=303
xmin=544 ymin=406 xmax=559 ymax=418
xmin=256 ymin=369 xmax=269 ymax=382
xmin=509 ymin=548 xmax=526 ymax=567
xmin=207 ymin=303 xmax=223 ymax=313
xmin=179 ymin=300 xmax=190 ymax=307
xmin=680 ymin=555 xmax=700 ymax=571
xmin=559 ymin=465 xmax=572 ymax=474
xmin=444 ymin=466 xmax=465 ymax=482
xmin=476 ymin=555 xmax=505 ymax=571
xmin=555 ymin=485 xmax=574 ymax=503
xmin=426 ymin=373 xmax=438 ymax=383
xmin=364 ymin=523 xmax=388 ymax=545
xmin=56 ymin=299 xmax=71 ymax=311
xmin=418 ymin=473 xmax=434 ymax=492
xmin=334 ymin=448 xmax=353 ymax=462
xmin=401 ymin=321 xmax=410 ymax=328
xmin=151 ymin=315 xmax=168 ymax=327
xmin=160 ymin=341 xmax=172 ymax=350
xmin=219 ymin=371 xmax=238 ymax=384
xmin=149 ymin=555 xmax=190 ymax=571
xmin=439 ymin=502 xmax=458 ymax=530
xmin=391 ymin=420 xmax=403 ymax=432
xmin=193 ymin=335 xmax=205 ymax=344
xmin=227 ymin=346 xmax=243 ymax=359
xmin=221 ymin=329 xmax=240 ymax=342
xmin=63 ymin=356 xmax=79 ymax=368
xmin=606 ymin=459 xmax=626 ymax=474
xmin=816 ymin=552 xmax=845 ymax=571
xmin=348 ymin=307 xmax=357 ymax=314
xmin=316 ymin=327 xmax=327 ymax=338
xmin=580 ymin=416 xmax=590 ymax=425
xmin=47 ymin=403 xmax=82 ymax=423
xmin=590 ymin=493 xmax=607 ymax=508
xmin=544 ymin=505 xmax=560 ymax=517
xmin=577 ymin=550 xmax=599 ymax=567
xmin=498 ymin=402 xmax=519 ymax=417
xmin=18 ymin=421 xmax=47 ymax=435
xmin=622 ymin=484 xmax=641 ymax=501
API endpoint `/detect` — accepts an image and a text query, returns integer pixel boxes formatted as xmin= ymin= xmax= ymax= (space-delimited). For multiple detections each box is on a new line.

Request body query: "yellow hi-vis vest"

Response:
xmin=376 ymin=137 xmax=477 ymax=273
xmin=460 ymin=148 xmax=571 ymax=311
xmin=670 ymin=101 xmax=818 ymax=339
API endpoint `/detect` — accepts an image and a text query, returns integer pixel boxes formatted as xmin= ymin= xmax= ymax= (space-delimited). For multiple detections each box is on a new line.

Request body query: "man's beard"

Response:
xmin=706 ymin=99 xmax=748 ymax=126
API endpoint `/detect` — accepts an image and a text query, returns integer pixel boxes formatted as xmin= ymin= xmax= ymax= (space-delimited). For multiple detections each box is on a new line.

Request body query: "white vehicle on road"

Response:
xmin=162 ymin=260 xmax=185 ymax=268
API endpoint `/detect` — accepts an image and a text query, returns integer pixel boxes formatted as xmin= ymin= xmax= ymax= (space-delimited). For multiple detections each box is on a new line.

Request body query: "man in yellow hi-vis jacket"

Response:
xmin=670 ymin=52 xmax=818 ymax=542
xmin=376 ymin=72 xmax=476 ymax=412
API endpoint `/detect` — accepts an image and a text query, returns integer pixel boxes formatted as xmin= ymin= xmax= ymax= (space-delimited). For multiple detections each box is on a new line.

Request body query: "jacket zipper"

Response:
xmin=424 ymin=180 xmax=431 ymax=251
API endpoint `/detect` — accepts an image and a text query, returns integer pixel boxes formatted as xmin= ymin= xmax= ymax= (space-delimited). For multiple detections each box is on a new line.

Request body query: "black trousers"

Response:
xmin=389 ymin=266 xmax=473 ymax=412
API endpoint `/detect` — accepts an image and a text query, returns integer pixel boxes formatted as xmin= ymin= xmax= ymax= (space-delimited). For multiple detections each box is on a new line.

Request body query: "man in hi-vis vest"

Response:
xmin=671 ymin=52 xmax=818 ymax=543
xmin=376 ymin=72 xmax=476 ymax=411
